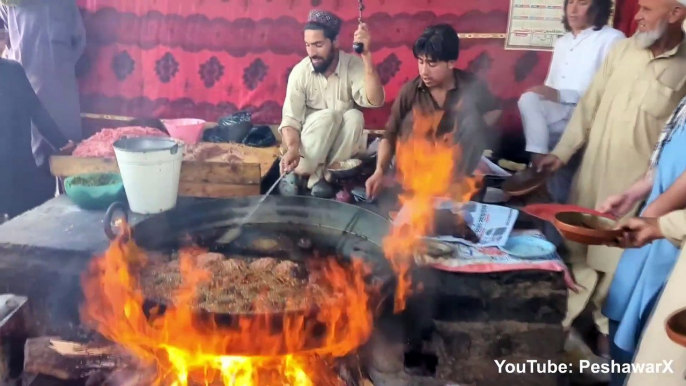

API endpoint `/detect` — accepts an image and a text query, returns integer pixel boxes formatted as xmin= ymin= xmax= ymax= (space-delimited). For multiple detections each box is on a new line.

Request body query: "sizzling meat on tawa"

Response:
xmin=139 ymin=253 xmax=333 ymax=314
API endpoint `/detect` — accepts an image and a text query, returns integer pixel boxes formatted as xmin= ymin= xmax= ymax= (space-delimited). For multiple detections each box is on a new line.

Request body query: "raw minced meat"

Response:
xmin=73 ymin=129 xmax=251 ymax=166
xmin=73 ymin=127 xmax=168 ymax=158
xmin=184 ymin=143 xmax=246 ymax=162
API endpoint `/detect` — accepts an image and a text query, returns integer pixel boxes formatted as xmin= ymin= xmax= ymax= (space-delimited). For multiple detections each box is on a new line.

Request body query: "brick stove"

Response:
xmin=0 ymin=233 xmax=567 ymax=386
xmin=0 ymin=267 xmax=566 ymax=386
xmin=0 ymin=198 xmax=567 ymax=386
xmin=363 ymin=269 xmax=567 ymax=386
xmin=0 ymin=265 xmax=567 ymax=386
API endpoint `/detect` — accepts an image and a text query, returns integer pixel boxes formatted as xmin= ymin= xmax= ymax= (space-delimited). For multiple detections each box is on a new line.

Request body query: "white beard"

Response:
xmin=634 ymin=19 xmax=668 ymax=49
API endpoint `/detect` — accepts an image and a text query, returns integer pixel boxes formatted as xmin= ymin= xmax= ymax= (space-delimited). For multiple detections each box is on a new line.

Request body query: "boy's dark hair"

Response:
xmin=413 ymin=24 xmax=460 ymax=62
xmin=562 ymin=0 xmax=612 ymax=31
xmin=304 ymin=22 xmax=338 ymax=41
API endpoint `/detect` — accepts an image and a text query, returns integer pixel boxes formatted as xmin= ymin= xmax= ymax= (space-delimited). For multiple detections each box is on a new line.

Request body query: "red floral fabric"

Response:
xmin=75 ymin=0 xmax=635 ymax=133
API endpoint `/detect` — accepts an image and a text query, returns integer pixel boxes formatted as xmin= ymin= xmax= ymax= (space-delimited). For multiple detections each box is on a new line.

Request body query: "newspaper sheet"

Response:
xmin=415 ymin=229 xmax=576 ymax=289
xmin=475 ymin=155 xmax=512 ymax=177
xmin=395 ymin=200 xmax=519 ymax=248
xmin=505 ymin=0 xmax=565 ymax=51
xmin=395 ymin=200 xmax=577 ymax=288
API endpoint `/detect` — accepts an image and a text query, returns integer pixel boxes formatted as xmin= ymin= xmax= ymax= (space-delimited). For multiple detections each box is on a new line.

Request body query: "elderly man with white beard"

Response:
xmin=537 ymin=0 xmax=686 ymax=361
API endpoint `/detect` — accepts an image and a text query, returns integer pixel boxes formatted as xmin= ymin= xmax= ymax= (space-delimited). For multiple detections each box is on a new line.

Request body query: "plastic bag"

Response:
xmin=203 ymin=111 xmax=253 ymax=143
xmin=241 ymin=125 xmax=277 ymax=148
xmin=218 ymin=111 xmax=251 ymax=127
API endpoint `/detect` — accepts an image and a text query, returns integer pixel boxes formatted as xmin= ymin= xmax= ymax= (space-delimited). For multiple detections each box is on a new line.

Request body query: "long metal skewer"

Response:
xmin=353 ymin=0 xmax=365 ymax=54
xmin=216 ymin=172 xmax=289 ymax=244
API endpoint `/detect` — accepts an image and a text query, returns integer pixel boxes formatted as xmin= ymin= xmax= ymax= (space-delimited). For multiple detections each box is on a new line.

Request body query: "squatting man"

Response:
xmin=278 ymin=10 xmax=385 ymax=198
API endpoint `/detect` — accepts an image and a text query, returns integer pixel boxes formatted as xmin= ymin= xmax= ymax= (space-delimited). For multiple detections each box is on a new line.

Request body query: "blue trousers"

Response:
xmin=608 ymin=294 xmax=659 ymax=386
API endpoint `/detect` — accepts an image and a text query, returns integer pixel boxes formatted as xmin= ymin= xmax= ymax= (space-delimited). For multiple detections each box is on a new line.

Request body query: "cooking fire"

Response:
xmin=383 ymin=110 xmax=479 ymax=312
xmin=80 ymin=225 xmax=375 ymax=385
xmin=77 ymin=111 xmax=475 ymax=386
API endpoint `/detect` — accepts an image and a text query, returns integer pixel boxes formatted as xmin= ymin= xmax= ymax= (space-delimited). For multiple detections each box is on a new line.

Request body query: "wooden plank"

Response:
xmin=50 ymin=156 xmax=118 ymax=176
xmin=196 ymin=143 xmax=279 ymax=178
xmin=181 ymin=162 xmax=260 ymax=184
xmin=50 ymin=156 xmax=260 ymax=184
xmin=24 ymin=337 xmax=119 ymax=380
xmin=49 ymin=340 xmax=116 ymax=357
xmin=179 ymin=183 xmax=259 ymax=198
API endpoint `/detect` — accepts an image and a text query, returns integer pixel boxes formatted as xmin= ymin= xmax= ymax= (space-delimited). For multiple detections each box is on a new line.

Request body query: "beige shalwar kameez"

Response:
xmin=627 ymin=210 xmax=686 ymax=386
xmin=278 ymin=50 xmax=384 ymax=187
xmin=551 ymin=37 xmax=686 ymax=334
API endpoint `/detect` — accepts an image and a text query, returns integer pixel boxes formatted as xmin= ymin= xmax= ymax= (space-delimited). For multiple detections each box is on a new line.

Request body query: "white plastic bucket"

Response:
xmin=113 ymin=137 xmax=184 ymax=214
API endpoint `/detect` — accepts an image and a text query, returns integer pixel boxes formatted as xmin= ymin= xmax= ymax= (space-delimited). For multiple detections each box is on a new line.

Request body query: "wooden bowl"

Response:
xmin=665 ymin=307 xmax=686 ymax=348
xmin=502 ymin=168 xmax=547 ymax=197
xmin=553 ymin=211 xmax=622 ymax=245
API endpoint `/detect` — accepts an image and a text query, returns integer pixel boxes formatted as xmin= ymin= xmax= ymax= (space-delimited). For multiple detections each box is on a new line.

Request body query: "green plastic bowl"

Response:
xmin=64 ymin=173 xmax=126 ymax=210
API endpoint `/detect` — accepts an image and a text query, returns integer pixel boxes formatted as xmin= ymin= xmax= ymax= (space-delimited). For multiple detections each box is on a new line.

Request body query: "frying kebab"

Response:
xmin=139 ymin=253 xmax=335 ymax=315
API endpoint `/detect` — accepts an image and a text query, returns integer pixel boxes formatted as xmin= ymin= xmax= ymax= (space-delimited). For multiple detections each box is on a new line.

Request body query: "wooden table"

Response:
xmin=50 ymin=143 xmax=280 ymax=199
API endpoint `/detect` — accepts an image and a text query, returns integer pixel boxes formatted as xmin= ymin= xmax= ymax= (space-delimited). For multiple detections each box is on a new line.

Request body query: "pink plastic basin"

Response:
xmin=162 ymin=118 xmax=206 ymax=144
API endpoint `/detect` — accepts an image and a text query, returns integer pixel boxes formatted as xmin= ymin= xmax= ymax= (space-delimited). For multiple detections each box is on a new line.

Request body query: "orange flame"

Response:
xmin=80 ymin=227 xmax=374 ymax=385
xmin=383 ymin=109 xmax=479 ymax=312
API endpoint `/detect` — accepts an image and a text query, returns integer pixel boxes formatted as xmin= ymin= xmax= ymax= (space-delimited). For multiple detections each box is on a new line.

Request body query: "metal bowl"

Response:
xmin=327 ymin=159 xmax=363 ymax=179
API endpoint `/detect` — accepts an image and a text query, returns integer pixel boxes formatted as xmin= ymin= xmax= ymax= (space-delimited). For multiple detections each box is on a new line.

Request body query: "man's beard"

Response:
xmin=310 ymin=52 xmax=335 ymax=73
xmin=634 ymin=19 xmax=668 ymax=49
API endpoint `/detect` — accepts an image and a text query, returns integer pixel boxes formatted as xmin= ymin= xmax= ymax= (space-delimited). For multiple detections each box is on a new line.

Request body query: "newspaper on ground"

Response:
xmin=398 ymin=200 xmax=520 ymax=248
xmin=394 ymin=199 xmax=576 ymax=289
xmin=416 ymin=229 xmax=576 ymax=290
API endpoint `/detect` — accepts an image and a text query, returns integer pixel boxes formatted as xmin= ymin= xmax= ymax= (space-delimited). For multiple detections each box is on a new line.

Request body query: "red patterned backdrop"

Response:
xmin=76 ymin=0 xmax=637 ymax=134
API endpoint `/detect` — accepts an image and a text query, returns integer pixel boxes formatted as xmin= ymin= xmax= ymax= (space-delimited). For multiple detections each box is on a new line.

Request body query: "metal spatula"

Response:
xmin=216 ymin=173 xmax=290 ymax=245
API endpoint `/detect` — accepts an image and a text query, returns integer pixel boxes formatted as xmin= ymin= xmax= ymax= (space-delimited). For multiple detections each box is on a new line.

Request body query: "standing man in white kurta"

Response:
xmin=518 ymin=0 xmax=624 ymax=203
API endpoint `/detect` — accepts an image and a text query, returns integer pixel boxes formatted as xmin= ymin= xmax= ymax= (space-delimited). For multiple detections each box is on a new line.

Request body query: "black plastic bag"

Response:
xmin=218 ymin=111 xmax=251 ymax=127
xmin=203 ymin=111 xmax=253 ymax=143
xmin=242 ymin=125 xmax=277 ymax=148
